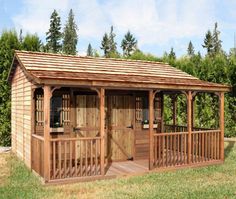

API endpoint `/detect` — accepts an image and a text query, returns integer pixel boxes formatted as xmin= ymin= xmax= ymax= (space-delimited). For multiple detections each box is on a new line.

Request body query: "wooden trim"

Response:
xmin=149 ymin=90 xmax=154 ymax=170
xmin=32 ymin=134 xmax=44 ymax=141
xmin=100 ymin=88 xmax=105 ymax=175
xmin=187 ymin=91 xmax=192 ymax=164
xmin=41 ymin=79 xmax=231 ymax=92
xmin=43 ymin=85 xmax=51 ymax=182
xmin=219 ymin=92 xmax=224 ymax=161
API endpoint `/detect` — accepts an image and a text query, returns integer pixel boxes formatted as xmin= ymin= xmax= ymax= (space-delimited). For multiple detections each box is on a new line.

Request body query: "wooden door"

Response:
xmin=106 ymin=95 xmax=134 ymax=161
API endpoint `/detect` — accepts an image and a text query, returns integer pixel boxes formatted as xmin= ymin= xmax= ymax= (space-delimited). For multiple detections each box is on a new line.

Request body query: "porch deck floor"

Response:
xmin=105 ymin=159 xmax=149 ymax=176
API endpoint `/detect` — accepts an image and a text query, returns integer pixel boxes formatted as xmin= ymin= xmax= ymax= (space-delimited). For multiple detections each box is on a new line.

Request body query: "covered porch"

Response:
xmin=31 ymin=86 xmax=225 ymax=183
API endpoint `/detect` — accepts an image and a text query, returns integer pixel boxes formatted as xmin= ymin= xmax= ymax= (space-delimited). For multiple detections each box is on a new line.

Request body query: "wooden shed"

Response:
xmin=8 ymin=50 xmax=230 ymax=184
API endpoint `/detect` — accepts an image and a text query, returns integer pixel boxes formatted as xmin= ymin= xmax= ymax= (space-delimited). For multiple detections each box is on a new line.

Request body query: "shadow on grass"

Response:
xmin=225 ymin=141 xmax=235 ymax=159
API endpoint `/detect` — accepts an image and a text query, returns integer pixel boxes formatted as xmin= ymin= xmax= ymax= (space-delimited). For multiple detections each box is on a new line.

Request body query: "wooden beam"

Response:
xmin=219 ymin=92 xmax=225 ymax=161
xmin=43 ymin=85 xmax=51 ymax=182
xmin=172 ymin=95 xmax=177 ymax=131
xmin=187 ymin=91 xmax=192 ymax=164
xmin=99 ymin=88 xmax=105 ymax=175
xmin=161 ymin=92 xmax=164 ymax=133
xmin=149 ymin=90 xmax=154 ymax=170
xmin=41 ymin=79 xmax=231 ymax=92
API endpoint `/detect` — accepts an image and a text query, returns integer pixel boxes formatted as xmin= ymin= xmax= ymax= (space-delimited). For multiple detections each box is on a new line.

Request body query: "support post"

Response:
xmin=172 ymin=95 xmax=177 ymax=132
xmin=187 ymin=91 xmax=192 ymax=164
xmin=219 ymin=92 xmax=224 ymax=161
xmin=161 ymin=92 xmax=164 ymax=133
xmin=100 ymin=88 xmax=105 ymax=175
xmin=43 ymin=85 xmax=51 ymax=182
xmin=149 ymin=90 xmax=154 ymax=170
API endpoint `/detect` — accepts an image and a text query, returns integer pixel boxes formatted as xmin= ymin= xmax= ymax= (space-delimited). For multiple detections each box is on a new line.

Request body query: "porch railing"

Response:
xmin=153 ymin=128 xmax=221 ymax=168
xmin=50 ymin=137 xmax=101 ymax=180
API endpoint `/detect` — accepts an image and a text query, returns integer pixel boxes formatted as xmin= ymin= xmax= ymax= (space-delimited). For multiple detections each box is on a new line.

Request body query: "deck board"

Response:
xmin=106 ymin=159 xmax=149 ymax=176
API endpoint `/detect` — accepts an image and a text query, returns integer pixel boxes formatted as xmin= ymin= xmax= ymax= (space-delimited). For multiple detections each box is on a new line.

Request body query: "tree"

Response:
xmin=108 ymin=26 xmax=117 ymax=55
xmin=187 ymin=41 xmax=194 ymax=57
xmin=22 ymin=34 xmax=41 ymax=51
xmin=121 ymin=31 xmax=137 ymax=57
xmin=46 ymin=9 xmax=62 ymax=53
xmin=62 ymin=9 xmax=78 ymax=55
xmin=168 ymin=47 xmax=176 ymax=60
xmin=101 ymin=33 xmax=110 ymax=57
xmin=0 ymin=30 xmax=21 ymax=146
xmin=202 ymin=30 xmax=213 ymax=55
xmin=212 ymin=22 xmax=222 ymax=55
xmin=87 ymin=43 xmax=93 ymax=56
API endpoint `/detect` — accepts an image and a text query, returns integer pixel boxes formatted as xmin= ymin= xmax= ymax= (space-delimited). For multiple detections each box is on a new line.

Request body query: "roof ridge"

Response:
xmin=14 ymin=50 xmax=171 ymax=66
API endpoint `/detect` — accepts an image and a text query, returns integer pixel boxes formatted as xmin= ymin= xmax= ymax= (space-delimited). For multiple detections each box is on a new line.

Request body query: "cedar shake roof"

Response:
xmin=8 ymin=50 xmax=230 ymax=92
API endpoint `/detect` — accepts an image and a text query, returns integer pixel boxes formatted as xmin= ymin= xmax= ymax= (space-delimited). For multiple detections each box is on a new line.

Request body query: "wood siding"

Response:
xmin=11 ymin=65 xmax=32 ymax=168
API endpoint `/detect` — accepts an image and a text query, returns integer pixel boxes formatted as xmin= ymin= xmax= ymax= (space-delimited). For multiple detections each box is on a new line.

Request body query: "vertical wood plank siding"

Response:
xmin=11 ymin=65 xmax=32 ymax=168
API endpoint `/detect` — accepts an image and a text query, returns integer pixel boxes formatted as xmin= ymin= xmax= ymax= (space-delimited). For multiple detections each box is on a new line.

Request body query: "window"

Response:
xmin=50 ymin=96 xmax=63 ymax=127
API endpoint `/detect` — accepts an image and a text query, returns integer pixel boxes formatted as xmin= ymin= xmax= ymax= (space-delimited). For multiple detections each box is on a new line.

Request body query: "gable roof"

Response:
xmin=8 ymin=50 xmax=230 ymax=92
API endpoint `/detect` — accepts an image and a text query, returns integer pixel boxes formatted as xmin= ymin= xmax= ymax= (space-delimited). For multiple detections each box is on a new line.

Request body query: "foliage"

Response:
xmin=202 ymin=30 xmax=214 ymax=55
xmin=21 ymin=34 xmax=41 ymax=51
xmin=121 ymin=31 xmax=137 ymax=57
xmin=187 ymin=41 xmax=194 ymax=57
xmin=168 ymin=47 xmax=176 ymax=61
xmin=46 ymin=9 xmax=62 ymax=53
xmin=101 ymin=33 xmax=110 ymax=57
xmin=62 ymin=9 xmax=78 ymax=55
xmin=0 ymin=30 xmax=20 ymax=146
xmin=87 ymin=43 xmax=93 ymax=56
xmin=101 ymin=26 xmax=119 ymax=58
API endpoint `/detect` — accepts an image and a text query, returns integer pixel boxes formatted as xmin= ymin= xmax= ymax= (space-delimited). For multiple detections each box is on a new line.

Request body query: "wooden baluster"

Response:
xmin=162 ymin=136 xmax=165 ymax=167
xmin=202 ymin=133 xmax=205 ymax=162
xmin=166 ymin=136 xmax=169 ymax=166
xmin=75 ymin=140 xmax=78 ymax=177
xmin=69 ymin=140 xmax=72 ymax=177
xmin=184 ymin=134 xmax=187 ymax=164
xmin=85 ymin=141 xmax=88 ymax=176
xmin=158 ymin=136 xmax=161 ymax=167
xmin=64 ymin=141 xmax=67 ymax=178
xmin=173 ymin=134 xmax=176 ymax=166
xmin=95 ymin=140 xmax=98 ymax=175
xmin=53 ymin=141 xmax=56 ymax=179
xmin=177 ymin=134 xmax=179 ymax=165
xmin=80 ymin=140 xmax=83 ymax=177
xmin=59 ymin=141 xmax=62 ymax=179
xmin=90 ymin=140 xmax=93 ymax=176
xmin=170 ymin=135 xmax=172 ymax=166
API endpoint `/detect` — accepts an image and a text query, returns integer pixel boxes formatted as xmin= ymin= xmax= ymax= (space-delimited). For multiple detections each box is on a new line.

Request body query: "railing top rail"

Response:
xmin=32 ymin=134 xmax=44 ymax=141
xmin=192 ymin=129 xmax=221 ymax=134
xmin=50 ymin=136 xmax=101 ymax=142
xmin=154 ymin=132 xmax=188 ymax=136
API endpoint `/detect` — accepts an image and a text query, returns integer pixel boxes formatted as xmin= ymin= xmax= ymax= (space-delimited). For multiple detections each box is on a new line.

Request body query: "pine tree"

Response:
xmin=87 ymin=43 xmax=93 ymax=56
xmin=202 ymin=30 xmax=213 ymax=55
xmin=108 ymin=26 xmax=117 ymax=55
xmin=187 ymin=41 xmax=194 ymax=57
xmin=212 ymin=22 xmax=222 ymax=55
xmin=169 ymin=47 xmax=176 ymax=60
xmin=22 ymin=34 xmax=41 ymax=51
xmin=46 ymin=9 xmax=62 ymax=53
xmin=121 ymin=31 xmax=137 ymax=57
xmin=62 ymin=9 xmax=78 ymax=55
xmin=101 ymin=33 xmax=110 ymax=57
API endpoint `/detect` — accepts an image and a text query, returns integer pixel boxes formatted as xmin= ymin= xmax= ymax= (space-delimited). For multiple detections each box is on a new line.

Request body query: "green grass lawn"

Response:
xmin=1 ymin=142 xmax=236 ymax=199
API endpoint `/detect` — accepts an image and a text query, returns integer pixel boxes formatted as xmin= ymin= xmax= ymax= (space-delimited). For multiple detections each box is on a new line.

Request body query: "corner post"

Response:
xmin=100 ymin=88 xmax=105 ymax=175
xmin=43 ymin=85 xmax=51 ymax=182
xmin=219 ymin=92 xmax=224 ymax=161
xmin=149 ymin=90 xmax=154 ymax=170
xmin=172 ymin=95 xmax=177 ymax=132
xmin=187 ymin=91 xmax=192 ymax=164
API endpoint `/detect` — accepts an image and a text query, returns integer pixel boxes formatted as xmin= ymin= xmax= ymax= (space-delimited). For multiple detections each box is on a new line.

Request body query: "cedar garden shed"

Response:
xmin=8 ymin=50 xmax=230 ymax=184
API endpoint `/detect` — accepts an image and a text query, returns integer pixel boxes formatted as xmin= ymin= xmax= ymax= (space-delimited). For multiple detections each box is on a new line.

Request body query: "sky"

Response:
xmin=0 ymin=0 xmax=236 ymax=57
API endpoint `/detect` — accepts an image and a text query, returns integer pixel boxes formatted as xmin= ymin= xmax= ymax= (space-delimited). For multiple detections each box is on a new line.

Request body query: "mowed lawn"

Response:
xmin=1 ymin=142 xmax=236 ymax=199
